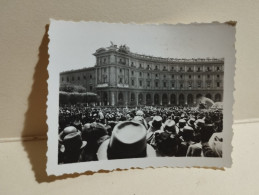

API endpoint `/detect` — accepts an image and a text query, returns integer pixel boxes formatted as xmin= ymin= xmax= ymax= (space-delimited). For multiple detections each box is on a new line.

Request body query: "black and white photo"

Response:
xmin=47 ymin=20 xmax=235 ymax=175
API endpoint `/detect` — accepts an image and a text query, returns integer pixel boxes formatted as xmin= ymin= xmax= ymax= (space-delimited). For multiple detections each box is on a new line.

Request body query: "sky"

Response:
xmin=49 ymin=21 xmax=235 ymax=72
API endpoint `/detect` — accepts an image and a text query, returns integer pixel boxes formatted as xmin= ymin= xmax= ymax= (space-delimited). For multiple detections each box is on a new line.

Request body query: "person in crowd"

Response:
xmin=153 ymin=119 xmax=181 ymax=156
xmin=58 ymin=103 xmax=223 ymax=163
xmin=175 ymin=126 xmax=195 ymax=156
xmin=61 ymin=131 xmax=87 ymax=164
xmin=146 ymin=116 xmax=163 ymax=143
xmin=177 ymin=119 xmax=186 ymax=137
xmin=97 ymin=121 xmax=157 ymax=160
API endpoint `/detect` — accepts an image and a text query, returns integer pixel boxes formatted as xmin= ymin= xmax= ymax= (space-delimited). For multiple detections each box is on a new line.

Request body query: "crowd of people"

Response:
xmin=58 ymin=104 xmax=223 ymax=164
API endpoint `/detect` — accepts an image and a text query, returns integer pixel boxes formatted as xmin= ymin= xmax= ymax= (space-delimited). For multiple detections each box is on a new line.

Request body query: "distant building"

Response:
xmin=60 ymin=43 xmax=224 ymax=106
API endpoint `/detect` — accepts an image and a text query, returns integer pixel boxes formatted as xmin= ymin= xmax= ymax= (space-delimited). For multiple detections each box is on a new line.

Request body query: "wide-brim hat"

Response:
xmin=59 ymin=126 xmax=78 ymax=143
xmin=163 ymin=119 xmax=176 ymax=133
xmin=62 ymin=132 xmax=87 ymax=152
xmin=187 ymin=118 xmax=196 ymax=127
xmin=97 ymin=139 xmax=156 ymax=160
xmin=97 ymin=121 xmax=157 ymax=160
xmin=136 ymin=110 xmax=144 ymax=116
xmin=149 ymin=116 xmax=162 ymax=129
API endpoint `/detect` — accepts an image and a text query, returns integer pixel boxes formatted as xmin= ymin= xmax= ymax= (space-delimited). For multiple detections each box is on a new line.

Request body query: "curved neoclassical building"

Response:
xmin=60 ymin=44 xmax=224 ymax=107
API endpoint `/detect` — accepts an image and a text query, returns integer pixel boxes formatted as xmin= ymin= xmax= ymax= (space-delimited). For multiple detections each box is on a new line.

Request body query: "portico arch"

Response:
xmin=187 ymin=94 xmax=194 ymax=105
xmin=162 ymin=93 xmax=168 ymax=105
xmin=154 ymin=94 xmax=159 ymax=105
xmin=179 ymin=94 xmax=185 ymax=106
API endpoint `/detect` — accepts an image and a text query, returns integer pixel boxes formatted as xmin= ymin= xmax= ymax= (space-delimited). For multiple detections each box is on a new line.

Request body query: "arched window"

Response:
xmin=146 ymin=94 xmax=152 ymax=105
xmin=206 ymin=93 xmax=212 ymax=99
xmin=103 ymin=92 xmax=108 ymax=106
xmin=179 ymin=94 xmax=185 ymax=105
xmin=215 ymin=93 xmax=222 ymax=102
xmin=171 ymin=94 xmax=176 ymax=105
xmin=118 ymin=92 xmax=123 ymax=101
xmin=154 ymin=94 xmax=159 ymax=105
xmin=138 ymin=93 xmax=143 ymax=104
xmin=162 ymin=94 xmax=168 ymax=105
xmin=187 ymin=94 xmax=193 ymax=105
xmin=131 ymin=93 xmax=135 ymax=102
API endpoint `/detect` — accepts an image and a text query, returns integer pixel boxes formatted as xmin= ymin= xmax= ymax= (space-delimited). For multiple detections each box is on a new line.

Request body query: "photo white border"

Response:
xmin=47 ymin=20 xmax=235 ymax=176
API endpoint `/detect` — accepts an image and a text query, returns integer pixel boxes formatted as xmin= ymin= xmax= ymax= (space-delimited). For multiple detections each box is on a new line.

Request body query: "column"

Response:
xmin=136 ymin=92 xmax=139 ymax=106
xmin=151 ymin=93 xmax=154 ymax=106
xmin=184 ymin=93 xmax=188 ymax=105
xmin=159 ymin=93 xmax=162 ymax=106
xmin=124 ymin=91 xmax=128 ymax=107
xmin=110 ymin=91 xmax=115 ymax=106
xmin=143 ymin=93 xmax=146 ymax=105
xmin=168 ymin=93 xmax=171 ymax=105
xmin=193 ymin=94 xmax=197 ymax=105
xmin=114 ymin=91 xmax=118 ymax=106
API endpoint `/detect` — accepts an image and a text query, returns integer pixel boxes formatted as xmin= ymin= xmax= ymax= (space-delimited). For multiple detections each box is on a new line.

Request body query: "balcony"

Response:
xmin=117 ymin=84 xmax=129 ymax=88
xmin=96 ymin=83 xmax=108 ymax=88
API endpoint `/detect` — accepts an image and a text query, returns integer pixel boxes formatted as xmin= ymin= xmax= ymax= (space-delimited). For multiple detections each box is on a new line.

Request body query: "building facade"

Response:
xmin=60 ymin=44 xmax=224 ymax=107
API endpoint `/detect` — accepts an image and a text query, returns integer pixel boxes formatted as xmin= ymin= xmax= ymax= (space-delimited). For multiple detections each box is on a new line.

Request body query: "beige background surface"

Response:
xmin=0 ymin=0 xmax=259 ymax=194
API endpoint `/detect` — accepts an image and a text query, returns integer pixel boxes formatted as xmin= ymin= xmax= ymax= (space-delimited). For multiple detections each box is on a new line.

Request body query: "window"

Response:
xmin=217 ymin=67 xmax=220 ymax=71
xmin=164 ymin=75 xmax=166 ymax=78
xmin=188 ymin=67 xmax=192 ymax=72
xmin=78 ymin=76 xmax=80 ymax=81
xmin=180 ymin=67 xmax=183 ymax=71
xmin=172 ymin=75 xmax=174 ymax=79
xmin=139 ymin=72 xmax=142 ymax=77
xmin=171 ymin=67 xmax=174 ymax=71
xmin=90 ymin=86 xmax=93 ymax=91
xmin=119 ymin=78 xmax=123 ymax=83
xmin=180 ymin=75 xmax=183 ymax=79
xmin=147 ymin=81 xmax=150 ymax=87
xmin=198 ymin=67 xmax=201 ymax=72
xmin=131 ymin=71 xmax=134 ymax=76
xmin=132 ymin=79 xmax=134 ymax=86
xmin=62 ymin=77 xmax=64 ymax=81
xmin=90 ymin=75 xmax=92 ymax=79
xmin=189 ymin=82 xmax=192 ymax=88
xmin=155 ymin=81 xmax=158 ymax=87
xmin=155 ymin=65 xmax=158 ymax=70
xmin=163 ymin=82 xmax=166 ymax=87
xmin=156 ymin=74 xmax=158 ymax=78
xmin=189 ymin=75 xmax=191 ymax=79
xmin=198 ymin=82 xmax=201 ymax=88
xmin=131 ymin=62 xmax=134 ymax=66
xmin=83 ymin=75 xmax=86 ymax=80
xmin=139 ymin=63 xmax=142 ymax=68
xmin=207 ymin=67 xmax=210 ymax=71
xmin=217 ymin=82 xmax=220 ymax=87
xmin=139 ymin=80 xmax=142 ymax=86
xmin=104 ymin=58 xmax=106 ymax=64
xmin=207 ymin=83 xmax=210 ymax=88
xmin=147 ymin=73 xmax=150 ymax=77
xmin=198 ymin=75 xmax=201 ymax=79
xmin=217 ymin=74 xmax=220 ymax=78
xmin=67 ymin=77 xmax=69 ymax=82
xmin=180 ymin=84 xmax=183 ymax=88
xmin=207 ymin=75 xmax=210 ymax=78
xmin=163 ymin=66 xmax=166 ymax=70
xmin=72 ymin=77 xmax=74 ymax=81
xmin=172 ymin=83 xmax=175 ymax=88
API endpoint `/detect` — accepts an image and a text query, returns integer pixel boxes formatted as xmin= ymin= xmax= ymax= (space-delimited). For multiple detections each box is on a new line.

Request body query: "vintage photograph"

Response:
xmin=47 ymin=21 xmax=235 ymax=175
